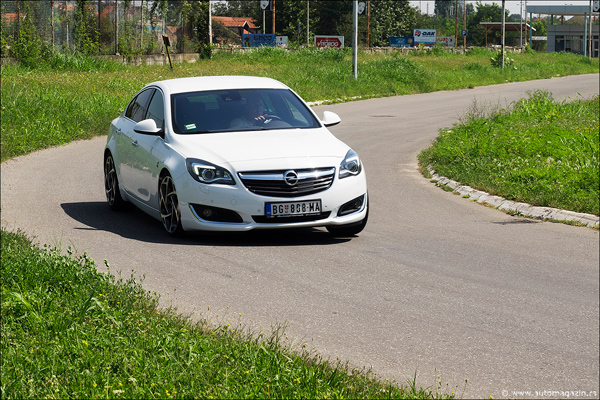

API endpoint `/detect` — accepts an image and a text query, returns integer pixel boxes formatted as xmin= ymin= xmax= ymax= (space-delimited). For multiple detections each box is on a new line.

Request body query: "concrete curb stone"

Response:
xmin=427 ymin=166 xmax=600 ymax=228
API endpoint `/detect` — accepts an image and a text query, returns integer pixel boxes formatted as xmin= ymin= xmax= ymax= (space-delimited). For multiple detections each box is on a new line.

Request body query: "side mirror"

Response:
xmin=321 ymin=111 xmax=341 ymax=127
xmin=134 ymin=119 xmax=163 ymax=137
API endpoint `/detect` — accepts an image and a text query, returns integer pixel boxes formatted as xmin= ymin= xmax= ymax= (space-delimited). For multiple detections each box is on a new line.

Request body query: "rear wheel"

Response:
xmin=326 ymin=200 xmax=369 ymax=237
xmin=104 ymin=153 xmax=126 ymax=211
xmin=159 ymin=173 xmax=184 ymax=236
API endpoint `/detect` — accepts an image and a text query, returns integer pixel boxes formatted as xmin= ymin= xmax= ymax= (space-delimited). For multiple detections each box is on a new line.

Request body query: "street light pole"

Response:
xmin=455 ymin=0 xmax=459 ymax=47
xmin=307 ymin=0 xmax=310 ymax=44
xmin=501 ymin=0 xmax=506 ymax=68
xmin=353 ymin=0 xmax=358 ymax=79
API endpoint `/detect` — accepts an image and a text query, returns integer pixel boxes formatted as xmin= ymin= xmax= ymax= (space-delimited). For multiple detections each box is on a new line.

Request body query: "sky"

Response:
xmin=409 ymin=1 xmax=595 ymax=17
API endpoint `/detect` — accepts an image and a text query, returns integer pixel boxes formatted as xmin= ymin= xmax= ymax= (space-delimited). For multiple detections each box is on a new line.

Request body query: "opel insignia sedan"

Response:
xmin=104 ymin=76 xmax=368 ymax=236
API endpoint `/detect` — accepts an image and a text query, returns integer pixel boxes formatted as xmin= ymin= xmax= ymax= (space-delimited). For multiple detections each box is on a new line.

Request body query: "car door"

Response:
xmin=128 ymin=89 xmax=167 ymax=206
xmin=117 ymin=88 xmax=157 ymax=203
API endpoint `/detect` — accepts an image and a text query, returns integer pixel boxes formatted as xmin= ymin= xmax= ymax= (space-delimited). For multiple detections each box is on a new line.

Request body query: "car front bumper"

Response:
xmin=176 ymin=169 xmax=368 ymax=232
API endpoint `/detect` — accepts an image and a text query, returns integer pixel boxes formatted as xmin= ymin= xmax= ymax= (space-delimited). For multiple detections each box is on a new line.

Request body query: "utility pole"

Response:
xmin=463 ymin=0 xmax=467 ymax=49
xmin=51 ymin=0 xmax=55 ymax=47
xmin=367 ymin=0 xmax=370 ymax=48
xmin=307 ymin=0 xmax=309 ymax=43
xmin=140 ymin=0 xmax=144 ymax=52
xmin=501 ymin=0 xmax=505 ymax=68
xmin=115 ymin=0 xmax=119 ymax=55
xmin=352 ymin=0 xmax=358 ymax=79
xmin=455 ymin=0 xmax=459 ymax=48
xmin=520 ymin=0 xmax=523 ymax=47
xmin=272 ymin=0 xmax=275 ymax=34
xmin=589 ymin=0 xmax=593 ymax=59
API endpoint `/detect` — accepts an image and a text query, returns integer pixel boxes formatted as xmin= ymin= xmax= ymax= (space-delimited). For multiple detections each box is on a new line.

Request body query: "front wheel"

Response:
xmin=159 ymin=173 xmax=185 ymax=236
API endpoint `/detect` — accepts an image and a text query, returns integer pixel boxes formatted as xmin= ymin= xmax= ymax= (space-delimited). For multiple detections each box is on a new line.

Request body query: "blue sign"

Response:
xmin=462 ymin=30 xmax=468 ymax=37
xmin=413 ymin=29 xmax=436 ymax=46
xmin=242 ymin=34 xmax=276 ymax=47
xmin=388 ymin=37 xmax=414 ymax=48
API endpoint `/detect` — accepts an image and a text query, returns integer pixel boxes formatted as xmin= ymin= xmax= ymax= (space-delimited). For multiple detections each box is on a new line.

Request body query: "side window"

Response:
xmin=146 ymin=90 xmax=165 ymax=128
xmin=125 ymin=89 xmax=155 ymax=122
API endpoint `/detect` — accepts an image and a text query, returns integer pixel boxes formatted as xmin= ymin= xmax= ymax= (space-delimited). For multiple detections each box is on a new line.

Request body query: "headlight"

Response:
xmin=339 ymin=149 xmax=362 ymax=179
xmin=186 ymin=158 xmax=235 ymax=185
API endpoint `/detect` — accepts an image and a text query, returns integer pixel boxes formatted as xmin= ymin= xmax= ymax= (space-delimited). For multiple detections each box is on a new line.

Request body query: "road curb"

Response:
xmin=427 ymin=166 xmax=600 ymax=229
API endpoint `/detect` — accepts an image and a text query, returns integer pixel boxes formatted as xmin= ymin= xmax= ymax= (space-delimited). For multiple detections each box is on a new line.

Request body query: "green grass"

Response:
xmin=0 ymin=229 xmax=449 ymax=399
xmin=1 ymin=48 xmax=598 ymax=161
xmin=0 ymin=49 xmax=598 ymax=397
xmin=418 ymin=90 xmax=599 ymax=216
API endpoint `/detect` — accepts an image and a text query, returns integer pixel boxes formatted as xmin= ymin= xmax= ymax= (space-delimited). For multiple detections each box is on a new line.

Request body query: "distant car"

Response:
xmin=104 ymin=76 xmax=368 ymax=236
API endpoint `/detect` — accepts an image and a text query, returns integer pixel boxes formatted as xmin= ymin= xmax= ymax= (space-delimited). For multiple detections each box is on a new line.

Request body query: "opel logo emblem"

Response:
xmin=283 ymin=170 xmax=298 ymax=186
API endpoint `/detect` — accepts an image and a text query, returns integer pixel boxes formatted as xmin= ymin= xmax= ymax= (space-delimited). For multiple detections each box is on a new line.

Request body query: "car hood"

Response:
xmin=170 ymin=128 xmax=349 ymax=169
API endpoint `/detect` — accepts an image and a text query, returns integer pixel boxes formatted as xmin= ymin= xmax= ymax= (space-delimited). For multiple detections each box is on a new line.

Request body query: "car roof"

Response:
xmin=147 ymin=76 xmax=289 ymax=95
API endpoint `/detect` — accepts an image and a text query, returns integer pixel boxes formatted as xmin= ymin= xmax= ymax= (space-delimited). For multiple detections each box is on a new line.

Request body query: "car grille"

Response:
xmin=238 ymin=167 xmax=335 ymax=198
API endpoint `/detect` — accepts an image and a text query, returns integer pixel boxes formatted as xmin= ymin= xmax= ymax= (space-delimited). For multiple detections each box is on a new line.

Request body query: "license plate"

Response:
xmin=265 ymin=200 xmax=322 ymax=217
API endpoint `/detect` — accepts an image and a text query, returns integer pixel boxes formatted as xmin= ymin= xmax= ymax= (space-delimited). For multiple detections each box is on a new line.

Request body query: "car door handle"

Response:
xmin=116 ymin=128 xmax=122 ymax=135
xmin=132 ymin=140 xmax=139 ymax=148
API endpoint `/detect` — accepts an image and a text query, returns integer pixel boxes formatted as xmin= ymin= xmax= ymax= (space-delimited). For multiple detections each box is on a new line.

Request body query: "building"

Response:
xmin=528 ymin=5 xmax=598 ymax=57
xmin=211 ymin=17 xmax=260 ymax=37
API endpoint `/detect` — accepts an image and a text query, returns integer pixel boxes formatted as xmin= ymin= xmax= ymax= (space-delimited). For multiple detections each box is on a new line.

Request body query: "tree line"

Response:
xmin=2 ymin=0 xmax=555 ymax=66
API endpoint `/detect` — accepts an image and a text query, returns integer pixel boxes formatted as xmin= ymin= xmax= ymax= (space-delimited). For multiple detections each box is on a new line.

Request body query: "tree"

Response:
xmin=9 ymin=2 xmax=42 ymax=65
xmin=370 ymin=0 xmax=414 ymax=46
xmin=435 ymin=0 xmax=453 ymax=18
xmin=212 ymin=0 xmax=258 ymax=18
xmin=209 ymin=0 xmax=418 ymax=47
xmin=73 ymin=0 xmax=99 ymax=55
xmin=188 ymin=0 xmax=211 ymax=58
xmin=264 ymin=0 xmax=311 ymax=43
xmin=465 ymin=1 xmax=504 ymax=46
xmin=212 ymin=18 xmax=242 ymax=44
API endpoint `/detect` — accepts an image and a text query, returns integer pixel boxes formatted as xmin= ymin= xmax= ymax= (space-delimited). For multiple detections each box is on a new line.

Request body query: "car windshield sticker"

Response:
xmin=185 ymin=123 xmax=196 ymax=130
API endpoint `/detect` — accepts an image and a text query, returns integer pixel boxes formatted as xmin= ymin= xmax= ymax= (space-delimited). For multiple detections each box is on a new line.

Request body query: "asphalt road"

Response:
xmin=2 ymin=74 xmax=599 ymax=398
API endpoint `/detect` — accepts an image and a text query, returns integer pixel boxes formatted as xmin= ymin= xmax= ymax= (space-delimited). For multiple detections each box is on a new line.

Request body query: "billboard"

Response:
xmin=242 ymin=34 xmax=276 ymax=47
xmin=314 ymin=35 xmax=344 ymax=48
xmin=413 ymin=29 xmax=436 ymax=46
xmin=275 ymin=36 xmax=288 ymax=47
xmin=388 ymin=37 xmax=414 ymax=47
xmin=436 ymin=36 xmax=455 ymax=47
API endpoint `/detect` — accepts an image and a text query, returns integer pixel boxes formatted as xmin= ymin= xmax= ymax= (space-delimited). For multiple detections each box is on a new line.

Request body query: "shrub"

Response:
xmin=490 ymin=50 xmax=516 ymax=69
xmin=8 ymin=3 xmax=42 ymax=67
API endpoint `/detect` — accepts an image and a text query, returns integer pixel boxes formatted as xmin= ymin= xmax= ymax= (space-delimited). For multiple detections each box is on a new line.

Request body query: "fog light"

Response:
xmin=338 ymin=194 xmax=365 ymax=216
xmin=190 ymin=204 xmax=243 ymax=223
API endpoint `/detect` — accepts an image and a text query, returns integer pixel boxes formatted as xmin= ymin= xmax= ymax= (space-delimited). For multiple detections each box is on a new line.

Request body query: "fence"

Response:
xmin=1 ymin=0 xmax=201 ymax=56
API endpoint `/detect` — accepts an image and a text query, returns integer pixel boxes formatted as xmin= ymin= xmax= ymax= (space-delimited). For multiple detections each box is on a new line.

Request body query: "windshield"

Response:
xmin=171 ymin=89 xmax=320 ymax=134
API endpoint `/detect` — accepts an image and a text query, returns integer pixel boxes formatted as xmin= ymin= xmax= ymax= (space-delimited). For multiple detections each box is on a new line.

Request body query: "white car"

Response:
xmin=104 ymin=76 xmax=368 ymax=236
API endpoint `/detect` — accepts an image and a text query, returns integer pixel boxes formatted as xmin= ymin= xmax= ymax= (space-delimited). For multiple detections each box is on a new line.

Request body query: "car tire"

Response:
xmin=104 ymin=152 xmax=126 ymax=211
xmin=159 ymin=173 xmax=185 ymax=236
xmin=326 ymin=199 xmax=369 ymax=237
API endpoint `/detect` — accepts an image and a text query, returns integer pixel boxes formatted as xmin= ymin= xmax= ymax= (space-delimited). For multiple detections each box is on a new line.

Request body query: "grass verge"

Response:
xmin=1 ymin=48 xmax=598 ymax=161
xmin=1 ymin=229 xmax=451 ymax=399
xmin=418 ymin=90 xmax=599 ymax=216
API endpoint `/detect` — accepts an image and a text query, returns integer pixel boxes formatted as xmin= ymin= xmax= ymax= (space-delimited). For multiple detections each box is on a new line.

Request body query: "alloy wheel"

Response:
xmin=159 ymin=174 xmax=183 ymax=235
